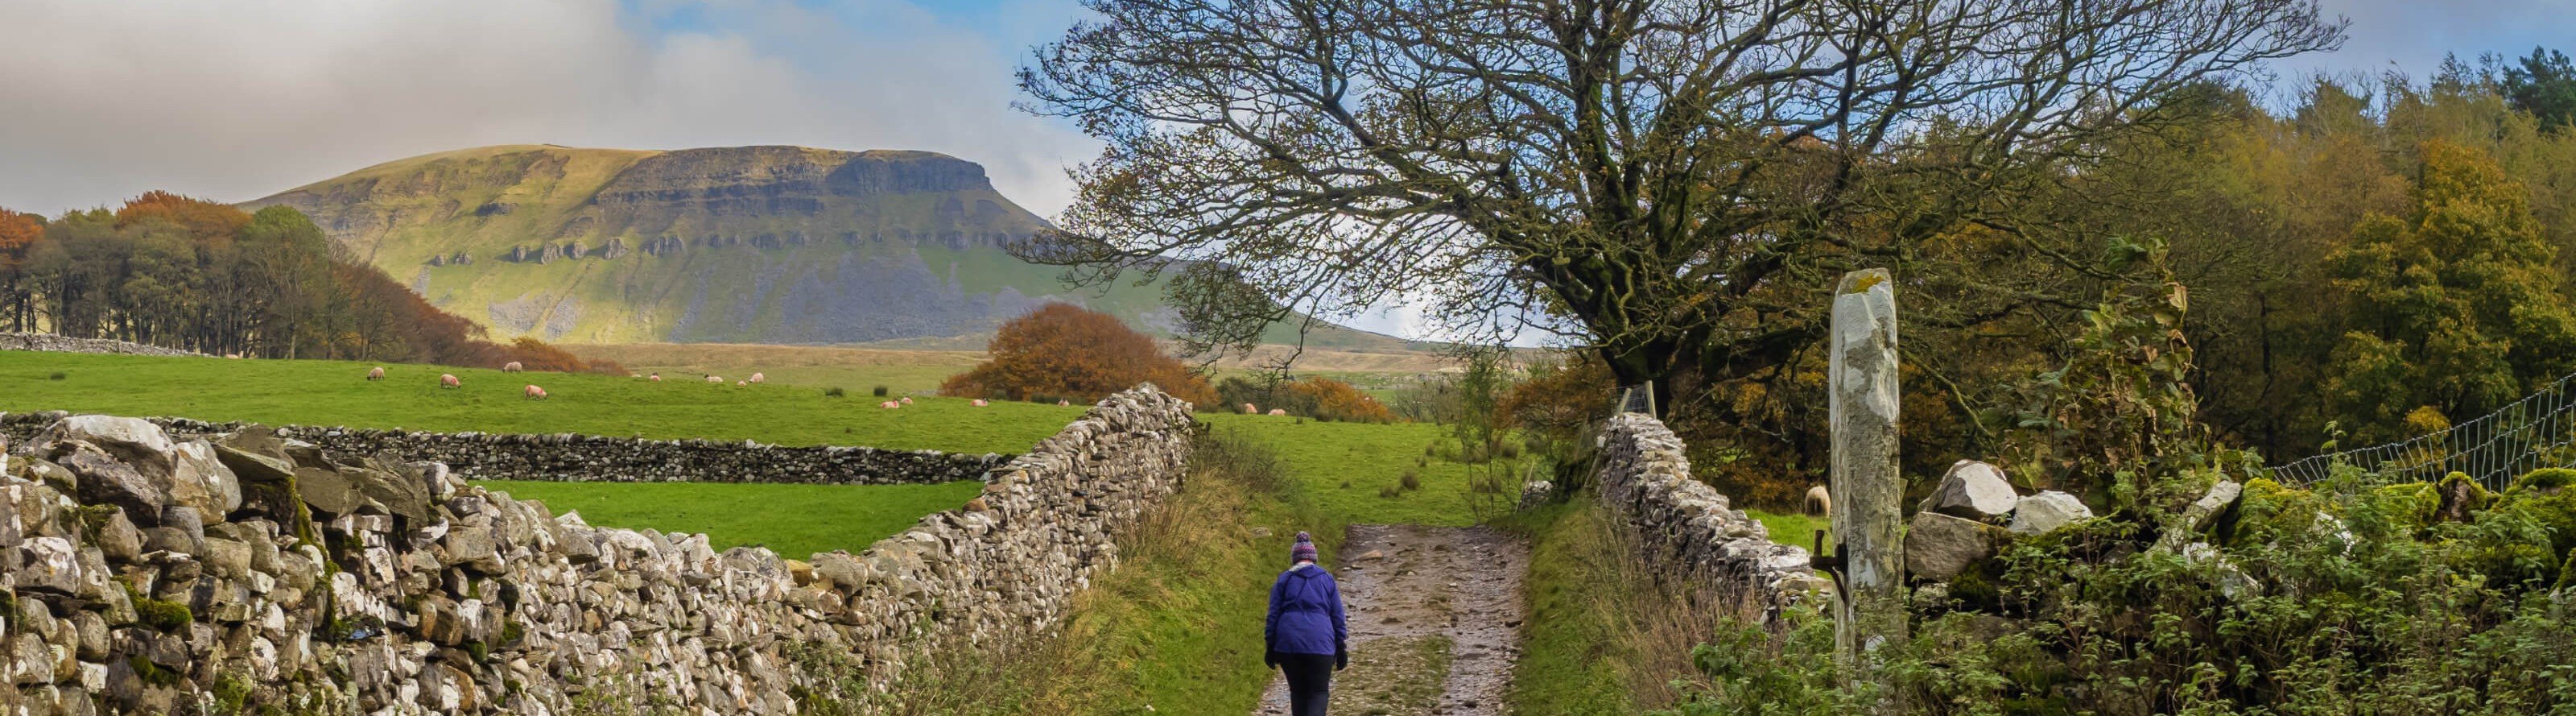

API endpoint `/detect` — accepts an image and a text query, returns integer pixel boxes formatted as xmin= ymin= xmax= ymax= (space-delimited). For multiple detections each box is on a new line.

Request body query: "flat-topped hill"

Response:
xmin=246 ymin=144 xmax=1410 ymax=350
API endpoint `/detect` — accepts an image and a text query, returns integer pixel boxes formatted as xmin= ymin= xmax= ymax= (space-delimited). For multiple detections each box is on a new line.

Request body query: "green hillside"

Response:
xmin=244 ymin=144 xmax=1406 ymax=349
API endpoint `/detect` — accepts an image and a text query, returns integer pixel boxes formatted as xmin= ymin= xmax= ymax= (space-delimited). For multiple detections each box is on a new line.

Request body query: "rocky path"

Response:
xmin=1255 ymin=524 xmax=1530 ymax=715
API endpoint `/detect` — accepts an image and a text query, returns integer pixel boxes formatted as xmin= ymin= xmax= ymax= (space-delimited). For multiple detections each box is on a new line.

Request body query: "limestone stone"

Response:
xmin=1907 ymin=511 xmax=2006 ymax=581
xmin=56 ymin=445 xmax=164 ymax=524
xmin=1921 ymin=460 xmax=2017 ymax=519
xmin=19 ymin=536 xmax=84 ymax=596
xmin=94 ymin=511 xmax=140 ymax=563
xmin=2008 ymin=491 xmax=2095 ymax=536
xmin=30 ymin=416 xmax=175 ymax=478
xmin=164 ymin=441 xmax=242 ymax=519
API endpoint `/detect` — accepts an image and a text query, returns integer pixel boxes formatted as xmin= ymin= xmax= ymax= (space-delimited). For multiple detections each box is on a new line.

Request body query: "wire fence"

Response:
xmin=2269 ymin=373 xmax=2576 ymax=491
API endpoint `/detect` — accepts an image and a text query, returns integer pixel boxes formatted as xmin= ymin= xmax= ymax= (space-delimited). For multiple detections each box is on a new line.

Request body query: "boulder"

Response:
xmin=1921 ymin=460 xmax=2019 ymax=519
xmin=442 ymin=524 xmax=501 ymax=572
xmin=2158 ymin=479 xmax=2241 ymax=549
xmin=349 ymin=466 xmax=431 ymax=520
xmin=293 ymin=466 xmax=365 ymax=515
xmin=95 ymin=511 xmax=142 ymax=563
xmin=18 ymin=536 xmax=84 ymax=596
xmin=2008 ymin=490 xmax=2095 ymax=536
xmin=165 ymin=441 xmax=243 ymax=520
xmin=1906 ymin=511 xmax=2006 ymax=581
xmin=56 ymin=444 xmax=166 ymax=524
xmin=29 ymin=415 xmax=175 ymax=478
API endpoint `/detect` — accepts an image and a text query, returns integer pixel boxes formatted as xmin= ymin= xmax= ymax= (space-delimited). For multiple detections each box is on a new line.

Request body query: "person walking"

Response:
xmin=1265 ymin=531 xmax=1348 ymax=716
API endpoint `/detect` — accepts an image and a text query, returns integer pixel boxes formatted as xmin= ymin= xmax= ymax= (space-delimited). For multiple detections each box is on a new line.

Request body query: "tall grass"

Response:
xmin=1500 ymin=495 xmax=1773 ymax=714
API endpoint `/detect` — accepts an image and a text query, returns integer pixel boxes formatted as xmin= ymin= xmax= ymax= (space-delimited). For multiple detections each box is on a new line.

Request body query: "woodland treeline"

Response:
xmin=1653 ymin=53 xmax=2576 ymax=504
xmin=0 ymin=192 xmax=615 ymax=372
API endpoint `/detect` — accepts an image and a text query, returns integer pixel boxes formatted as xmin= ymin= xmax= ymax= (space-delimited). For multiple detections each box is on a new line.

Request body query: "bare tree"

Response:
xmin=1020 ymin=0 xmax=2341 ymax=415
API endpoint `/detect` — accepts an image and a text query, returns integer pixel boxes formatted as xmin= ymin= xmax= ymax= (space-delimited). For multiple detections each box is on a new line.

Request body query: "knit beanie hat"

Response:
xmin=1291 ymin=532 xmax=1318 ymax=564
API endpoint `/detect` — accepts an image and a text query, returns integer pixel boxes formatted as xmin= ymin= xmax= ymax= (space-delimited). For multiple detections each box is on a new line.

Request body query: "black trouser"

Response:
xmin=1279 ymin=653 xmax=1335 ymax=716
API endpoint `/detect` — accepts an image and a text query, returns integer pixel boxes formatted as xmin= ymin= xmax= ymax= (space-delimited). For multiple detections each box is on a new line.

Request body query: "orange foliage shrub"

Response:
xmin=1280 ymin=376 xmax=1397 ymax=423
xmin=939 ymin=303 xmax=1218 ymax=405
xmin=1496 ymin=352 xmax=1617 ymax=444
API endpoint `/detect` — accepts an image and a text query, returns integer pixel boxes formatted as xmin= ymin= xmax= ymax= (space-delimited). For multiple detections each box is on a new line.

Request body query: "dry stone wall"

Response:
xmin=0 ymin=414 xmax=1005 ymax=487
xmin=0 ymin=384 xmax=1195 ymax=714
xmin=1593 ymin=412 xmax=1830 ymax=617
xmin=0 ymin=333 xmax=203 ymax=358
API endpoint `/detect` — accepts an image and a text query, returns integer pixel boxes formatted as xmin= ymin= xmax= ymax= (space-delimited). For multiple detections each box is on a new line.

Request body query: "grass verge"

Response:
xmin=473 ymin=479 xmax=984 ymax=558
xmin=1499 ymin=494 xmax=1774 ymax=714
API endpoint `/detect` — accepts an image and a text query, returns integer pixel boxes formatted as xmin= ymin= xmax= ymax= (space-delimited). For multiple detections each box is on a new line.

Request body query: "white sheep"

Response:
xmin=971 ymin=399 xmax=989 ymax=407
xmin=440 ymin=374 xmax=461 ymax=389
xmin=1267 ymin=408 xmax=1286 ymax=416
xmin=502 ymin=361 xmax=523 ymax=373
xmin=524 ymin=384 xmax=547 ymax=400
xmin=749 ymin=372 xmax=766 ymax=384
xmin=1805 ymin=485 xmax=1832 ymax=518
xmin=879 ymin=400 xmax=902 ymax=409
xmin=648 ymin=373 xmax=662 ymax=382
xmin=706 ymin=375 xmax=723 ymax=384
xmin=366 ymin=366 xmax=386 ymax=381
xmin=900 ymin=396 xmax=913 ymax=405
xmin=1242 ymin=403 xmax=1258 ymax=415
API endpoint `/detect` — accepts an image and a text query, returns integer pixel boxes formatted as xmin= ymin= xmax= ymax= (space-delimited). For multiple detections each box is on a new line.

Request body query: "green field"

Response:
xmin=1203 ymin=416 xmax=1521 ymax=526
xmin=475 ymin=479 xmax=984 ymax=558
xmin=0 ymin=351 xmax=1084 ymax=455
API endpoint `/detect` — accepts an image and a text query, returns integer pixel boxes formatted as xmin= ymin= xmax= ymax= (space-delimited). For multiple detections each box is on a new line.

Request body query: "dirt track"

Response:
xmin=1255 ymin=524 xmax=1529 ymax=715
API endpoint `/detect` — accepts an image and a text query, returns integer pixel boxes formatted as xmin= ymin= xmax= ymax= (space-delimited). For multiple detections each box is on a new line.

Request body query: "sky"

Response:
xmin=0 ymin=0 xmax=2568 ymax=341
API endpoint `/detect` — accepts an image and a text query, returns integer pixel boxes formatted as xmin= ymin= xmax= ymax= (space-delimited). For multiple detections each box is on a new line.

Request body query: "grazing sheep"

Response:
xmin=900 ymin=396 xmax=913 ymax=405
xmin=971 ymin=399 xmax=989 ymax=407
xmin=648 ymin=373 xmax=662 ymax=382
xmin=736 ymin=380 xmax=746 ymax=386
xmin=440 ymin=374 xmax=460 ymax=389
xmin=879 ymin=400 xmax=901 ymax=409
xmin=707 ymin=375 xmax=723 ymax=384
xmin=366 ymin=366 xmax=386 ymax=381
xmin=502 ymin=361 xmax=523 ymax=373
xmin=524 ymin=384 xmax=547 ymax=399
xmin=1242 ymin=403 xmax=1258 ymax=415
xmin=1267 ymin=408 xmax=1286 ymax=416
xmin=1805 ymin=485 xmax=1832 ymax=518
xmin=749 ymin=372 xmax=766 ymax=384
xmin=1058 ymin=399 xmax=1071 ymax=407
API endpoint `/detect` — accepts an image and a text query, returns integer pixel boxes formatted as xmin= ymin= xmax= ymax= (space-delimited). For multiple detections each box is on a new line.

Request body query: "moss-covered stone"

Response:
xmin=2512 ymin=467 xmax=2576 ymax=494
xmin=126 ymin=581 xmax=195 ymax=631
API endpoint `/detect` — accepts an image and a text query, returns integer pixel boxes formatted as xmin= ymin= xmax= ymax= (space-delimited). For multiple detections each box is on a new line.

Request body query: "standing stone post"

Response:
xmin=1830 ymin=267 xmax=1905 ymax=702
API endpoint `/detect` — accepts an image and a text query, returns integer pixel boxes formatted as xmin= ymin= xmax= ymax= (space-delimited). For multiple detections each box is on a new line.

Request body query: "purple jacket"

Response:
xmin=1265 ymin=563 xmax=1348 ymax=656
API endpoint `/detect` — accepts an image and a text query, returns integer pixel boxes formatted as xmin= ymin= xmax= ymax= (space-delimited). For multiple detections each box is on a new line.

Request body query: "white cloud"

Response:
xmin=0 ymin=0 xmax=1096 ymax=217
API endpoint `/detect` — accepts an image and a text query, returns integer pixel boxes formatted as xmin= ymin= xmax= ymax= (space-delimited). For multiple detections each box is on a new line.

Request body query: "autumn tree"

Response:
xmin=1019 ymin=0 xmax=2341 ymax=428
xmin=939 ymin=303 xmax=1220 ymax=405
xmin=0 ymin=209 xmax=43 ymax=330
xmin=2322 ymin=140 xmax=2576 ymax=443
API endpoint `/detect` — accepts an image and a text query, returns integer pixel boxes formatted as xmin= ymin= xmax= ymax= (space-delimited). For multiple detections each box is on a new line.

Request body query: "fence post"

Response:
xmin=1830 ymin=267 xmax=1905 ymax=706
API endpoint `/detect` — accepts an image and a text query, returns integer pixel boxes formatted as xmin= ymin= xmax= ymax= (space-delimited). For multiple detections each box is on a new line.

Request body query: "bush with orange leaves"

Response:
xmin=1496 ymin=352 xmax=1616 ymax=446
xmin=939 ymin=303 xmax=1218 ymax=406
xmin=1277 ymin=376 xmax=1397 ymax=424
